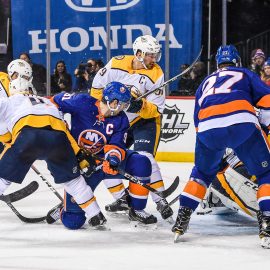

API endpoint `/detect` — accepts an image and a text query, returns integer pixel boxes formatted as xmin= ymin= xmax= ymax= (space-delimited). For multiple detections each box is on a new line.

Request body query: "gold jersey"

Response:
xmin=0 ymin=94 xmax=80 ymax=154
xmin=90 ymin=55 xmax=165 ymax=122
xmin=0 ymin=72 xmax=10 ymax=98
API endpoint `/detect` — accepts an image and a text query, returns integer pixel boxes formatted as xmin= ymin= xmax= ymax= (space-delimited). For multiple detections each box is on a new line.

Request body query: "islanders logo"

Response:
xmin=78 ymin=129 xmax=107 ymax=154
xmin=65 ymin=0 xmax=140 ymax=12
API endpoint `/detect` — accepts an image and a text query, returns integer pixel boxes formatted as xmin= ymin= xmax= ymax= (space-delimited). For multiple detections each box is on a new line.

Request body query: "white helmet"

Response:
xmin=133 ymin=35 xmax=161 ymax=65
xmin=7 ymin=59 xmax=32 ymax=81
xmin=9 ymin=78 xmax=36 ymax=96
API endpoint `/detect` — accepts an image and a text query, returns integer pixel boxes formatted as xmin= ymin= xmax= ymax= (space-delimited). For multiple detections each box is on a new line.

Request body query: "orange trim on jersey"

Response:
xmin=50 ymin=96 xmax=59 ymax=107
xmin=129 ymin=182 xmax=149 ymax=196
xmin=257 ymin=184 xmax=270 ymax=199
xmin=104 ymin=144 xmax=126 ymax=160
xmin=198 ymin=100 xmax=255 ymax=120
xmin=150 ymin=180 xmax=164 ymax=190
xmin=217 ymin=173 xmax=252 ymax=215
xmin=183 ymin=180 xmax=206 ymax=200
xmin=78 ymin=196 xmax=96 ymax=209
xmin=108 ymin=183 xmax=125 ymax=193
xmin=256 ymin=94 xmax=270 ymax=108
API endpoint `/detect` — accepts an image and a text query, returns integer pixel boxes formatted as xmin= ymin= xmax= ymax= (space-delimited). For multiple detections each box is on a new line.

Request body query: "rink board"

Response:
xmin=156 ymin=97 xmax=195 ymax=162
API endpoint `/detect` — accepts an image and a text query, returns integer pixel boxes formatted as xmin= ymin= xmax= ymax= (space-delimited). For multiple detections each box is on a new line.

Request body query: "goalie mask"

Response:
xmin=7 ymin=59 xmax=36 ymax=95
xmin=133 ymin=35 xmax=161 ymax=68
xmin=9 ymin=77 xmax=36 ymax=96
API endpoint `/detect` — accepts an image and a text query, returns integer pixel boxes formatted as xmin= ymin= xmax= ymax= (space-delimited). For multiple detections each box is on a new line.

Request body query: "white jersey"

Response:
xmin=0 ymin=94 xmax=65 ymax=141
xmin=91 ymin=55 xmax=165 ymax=123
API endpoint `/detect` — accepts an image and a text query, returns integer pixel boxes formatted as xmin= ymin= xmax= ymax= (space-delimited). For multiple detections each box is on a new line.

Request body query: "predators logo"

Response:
xmin=78 ymin=129 xmax=107 ymax=154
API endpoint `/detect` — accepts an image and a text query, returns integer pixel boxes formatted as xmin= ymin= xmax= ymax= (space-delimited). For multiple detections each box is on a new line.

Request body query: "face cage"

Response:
xmin=107 ymin=100 xmax=131 ymax=114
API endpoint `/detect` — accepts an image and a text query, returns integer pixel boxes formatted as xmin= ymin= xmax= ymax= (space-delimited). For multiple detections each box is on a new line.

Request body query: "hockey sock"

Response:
xmin=0 ymin=178 xmax=11 ymax=195
xmin=63 ymin=175 xmax=101 ymax=218
xmin=103 ymin=178 xmax=126 ymax=200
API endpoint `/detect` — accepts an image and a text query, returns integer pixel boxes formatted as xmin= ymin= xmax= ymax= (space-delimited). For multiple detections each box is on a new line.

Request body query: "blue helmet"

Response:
xmin=103 ymin=81 xmax=131 ymax=103
xmin=102 ymin=82 xmax=131 ymax=113
xmin=215 ymin=45 xmax=241 ymax=67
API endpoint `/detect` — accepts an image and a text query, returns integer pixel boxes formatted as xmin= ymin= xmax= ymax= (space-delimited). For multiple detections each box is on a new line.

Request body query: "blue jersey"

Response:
xmin=52 ymin=93 xmax=130 ymax=159
xmin=194 ymin=66 xmax=270 ymax=132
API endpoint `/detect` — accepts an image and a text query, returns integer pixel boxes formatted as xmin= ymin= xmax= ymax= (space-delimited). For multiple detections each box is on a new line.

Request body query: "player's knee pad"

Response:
xmin=126 ymin=153 xmax=152 ymax=177
xmin=61 ymin=210 xmax=86 ymax=230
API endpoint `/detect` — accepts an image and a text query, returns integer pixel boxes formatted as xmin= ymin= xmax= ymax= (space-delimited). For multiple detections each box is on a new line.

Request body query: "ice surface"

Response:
xmin=0 ymin=161 xmax=269 ymax=270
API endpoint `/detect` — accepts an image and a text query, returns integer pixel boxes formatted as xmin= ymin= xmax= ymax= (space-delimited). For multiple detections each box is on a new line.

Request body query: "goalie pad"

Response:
xmin=211 ymin=167 xmax=258 ymax=218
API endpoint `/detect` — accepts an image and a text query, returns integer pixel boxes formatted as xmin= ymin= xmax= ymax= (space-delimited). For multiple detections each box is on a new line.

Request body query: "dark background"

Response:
xmin=201 ymin=0 xmax=270 ymax=67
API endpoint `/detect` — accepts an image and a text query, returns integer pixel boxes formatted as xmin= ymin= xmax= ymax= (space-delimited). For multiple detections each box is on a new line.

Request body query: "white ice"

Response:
xmin=0 ymin=161 xmax=269 ymax=270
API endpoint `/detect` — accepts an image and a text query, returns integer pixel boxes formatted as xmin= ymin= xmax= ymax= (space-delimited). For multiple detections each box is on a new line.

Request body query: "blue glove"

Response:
xmin=103 ymin=154 xmax=121 ymax=175
xmin=107 ymin=154 xmax=120 ymax=170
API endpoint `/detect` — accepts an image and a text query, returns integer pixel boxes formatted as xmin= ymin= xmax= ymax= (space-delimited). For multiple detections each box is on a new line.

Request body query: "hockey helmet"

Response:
xmin=102 ymin=81 xmax=131 ymax=112
xmin=215 ymin=45 xmax=241 ymax=67
xmin=133 ymin=35 xmax=161 ymax=63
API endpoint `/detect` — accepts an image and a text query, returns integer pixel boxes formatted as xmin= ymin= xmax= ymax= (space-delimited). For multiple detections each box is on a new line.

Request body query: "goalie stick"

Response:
xmin=135 ymin=46 xmax=203 ymax=101
xmin=86 ymin=151 xmax=180 ymax=198
xmin=0 ymin=181 xmax=46 ymax=223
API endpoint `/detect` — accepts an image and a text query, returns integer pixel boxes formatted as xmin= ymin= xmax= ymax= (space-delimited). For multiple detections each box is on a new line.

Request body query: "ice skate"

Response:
xmin=172 ymin=206 xmax=193 ymax=243
xmin=88 ymin=211 xmax=109 ymax=230
xmin=257 ymin=211 xmax=270 ymax=249
xmin=129 ymin=208 xmax=157 ymax=229
xmin=156 ymin=198 xmax=174 ymax=223
xmin=105 ymin=192 xmax=130 ymax=214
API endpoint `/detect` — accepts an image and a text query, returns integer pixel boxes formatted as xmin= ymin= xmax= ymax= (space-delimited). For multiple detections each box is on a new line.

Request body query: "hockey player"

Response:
xmin=172 ymin=45 xmax=270 ymax=249
xmin=90 ymin=35 xmax=173 ymax=221
xmin=51 ymin=81 xmax=158 ymax=228
xmin=0 ymin=70 xmax=10 ymax=153
xmin=0 ymin=59 xmax=106 ymax=227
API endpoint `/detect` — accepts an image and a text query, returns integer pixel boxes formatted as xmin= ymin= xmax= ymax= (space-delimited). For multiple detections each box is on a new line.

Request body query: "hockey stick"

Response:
xmin=0 ymin=181 xmax=46 ymax=223
xmin=0 ymin=181 xmax=39 ymax=203
xmin=168 ymin=194 xmax=180 ymax=206
xmin=85 ymin=151 xmax=179 ymax=198
xmin=31 ymin=165 xmax=63 ymax=202
xmin=136 ymin=46 xmax=203 ymax=101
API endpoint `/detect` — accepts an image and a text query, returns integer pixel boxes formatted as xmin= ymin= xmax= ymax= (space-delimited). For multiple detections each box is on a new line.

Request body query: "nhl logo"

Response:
xmin=161 ymin=104 xmax=189 ymax=143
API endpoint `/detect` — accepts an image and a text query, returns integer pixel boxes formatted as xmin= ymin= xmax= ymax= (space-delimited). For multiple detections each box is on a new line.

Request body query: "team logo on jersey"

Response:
xmin=78 ymin=129 xmax=107 ymax=154
xmin=65 ymin=0 xmax=140 ymax=12
xmin=161 ymin=104 xmax=189 ymax=143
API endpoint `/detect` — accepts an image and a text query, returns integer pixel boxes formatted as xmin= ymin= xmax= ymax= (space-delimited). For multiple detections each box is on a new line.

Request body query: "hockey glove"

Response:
xmin=76 ymin=149 xmax=96 ymax=171
xmin=103 ymin=154 xmax=120 ymax=175
xmin=126 ymin=96 xmax=144 ymax=113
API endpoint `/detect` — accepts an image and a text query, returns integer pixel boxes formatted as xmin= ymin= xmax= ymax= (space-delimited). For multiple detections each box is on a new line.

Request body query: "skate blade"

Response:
xmin=174 ymin=232 xmax=181 ymax=243
xmin=165 ymin=216 xmax=175 ymax=224
xmin=261 ymin=237 xmax=270 ymax=249
xmin=131 ymin=221 xmax=158 ymax=230
xmin=107 ymin=211 xmax=129 ymax=218
xmin=90 ymin=224 xmax=111 ymax=231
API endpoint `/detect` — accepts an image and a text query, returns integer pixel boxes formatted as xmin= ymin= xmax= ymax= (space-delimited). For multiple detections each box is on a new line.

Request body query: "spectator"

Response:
xmin=171 ymin=61 xmax=206 ymax=96
xmin=261 ymin=57 xmax=270 ymax=86
xmin=51 ymin=60 xmax=72 ymax=95
xmin=249 ymin=48 xmax=265 ymax=76
xmin=170 ymin=64 xmax=190 ymax=96
xmin=19 ymin=52 xmax=47 ymax=96
xmin=95 ymin=59 xmax=105 ymax=72
xmin=73 ymin=58 xmax=97 ymax=92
